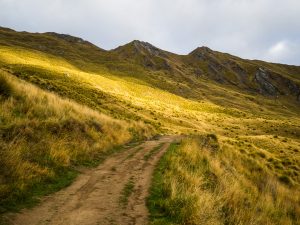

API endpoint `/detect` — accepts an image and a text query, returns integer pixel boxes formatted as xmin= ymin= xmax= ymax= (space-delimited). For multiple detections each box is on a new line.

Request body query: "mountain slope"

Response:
xmin=1 ymin=27 xmax=300 ymax=104
xmin=187 ymin=46 xmax=300 ymax=96
xmin=0 ymin=70 xmax=153 ymax=213
xmin=0 ymin=27 xmax=300 ymax=224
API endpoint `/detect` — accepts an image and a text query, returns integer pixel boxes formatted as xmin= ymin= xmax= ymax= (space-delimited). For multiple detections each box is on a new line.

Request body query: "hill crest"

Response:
xmin=0 ymin=26 xmax=300 ymax=101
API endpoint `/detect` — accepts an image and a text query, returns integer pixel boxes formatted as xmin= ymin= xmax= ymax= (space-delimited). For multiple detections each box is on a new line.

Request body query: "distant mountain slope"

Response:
xmin=187 ymin=46 xmax=300 ymax=96
xmin=1 ymin=26 xmax=300 ymax=103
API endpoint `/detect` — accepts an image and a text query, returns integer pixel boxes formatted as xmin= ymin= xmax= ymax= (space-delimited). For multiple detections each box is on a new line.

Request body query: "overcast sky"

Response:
xmin=0 ymin=0 xmax=299 ymax=65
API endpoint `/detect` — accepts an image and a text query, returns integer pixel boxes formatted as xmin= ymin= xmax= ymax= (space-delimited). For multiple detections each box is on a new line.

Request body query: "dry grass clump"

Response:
xmin=0 ymin=72 xmax=154 ymax=212
xmin=148 ymin=136 xmax=300 ymax=225
xmin=0 ymin=74 xmax=13 ymax=98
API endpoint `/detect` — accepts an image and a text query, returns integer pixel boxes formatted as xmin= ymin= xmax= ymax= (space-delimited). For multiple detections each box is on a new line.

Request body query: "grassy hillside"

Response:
xmin=149 ymin=136 xmax=300 ymax=225
xmin=0 ymin=71 xmax=153 ymax=213
xmin=1 ymin=27 xmax=300 ymax=105
xmin=0 ymin=27 xmax=299 ymax=223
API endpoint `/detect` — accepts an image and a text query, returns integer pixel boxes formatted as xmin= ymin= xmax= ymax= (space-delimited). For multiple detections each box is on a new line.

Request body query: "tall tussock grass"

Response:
xmin=148 ymin=135 xmax=300 ymax=225
xmin=0 ymin=71 xmax=154 ymax=213
xmin=0 ymin=74 xmax=13 ymax=98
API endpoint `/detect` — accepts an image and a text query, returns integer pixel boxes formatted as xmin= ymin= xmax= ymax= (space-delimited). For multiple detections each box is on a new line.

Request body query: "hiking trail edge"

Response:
xmin=7 ymin=136 xmax=177 ymax=225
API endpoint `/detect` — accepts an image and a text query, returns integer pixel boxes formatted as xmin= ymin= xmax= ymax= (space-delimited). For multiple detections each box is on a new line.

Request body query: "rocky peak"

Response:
xmin=131 ymin=40 xmax=163 ymax=57
xmin=189 ymin=46 xmax=213 ymax=57
xmin=45 ymin=32 xmax=88 ymax=44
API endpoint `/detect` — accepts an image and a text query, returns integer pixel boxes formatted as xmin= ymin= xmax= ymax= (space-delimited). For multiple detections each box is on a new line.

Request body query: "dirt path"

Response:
xmin=7 ymin=136 xmax=176 ymax=225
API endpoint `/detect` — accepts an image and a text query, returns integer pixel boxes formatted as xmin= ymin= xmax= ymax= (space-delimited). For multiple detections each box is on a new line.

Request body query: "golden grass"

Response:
xmin=149 ymin=136 xmax=300 ymax=225
xmin=1 ymin=44 xmax=299 ymax=185
xmin=0 ymin=71 xmax=154 ymax=212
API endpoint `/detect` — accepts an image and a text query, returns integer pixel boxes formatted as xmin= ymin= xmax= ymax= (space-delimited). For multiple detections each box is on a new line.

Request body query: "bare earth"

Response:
xmin=7 ymin=136 xmax=176 ymax=225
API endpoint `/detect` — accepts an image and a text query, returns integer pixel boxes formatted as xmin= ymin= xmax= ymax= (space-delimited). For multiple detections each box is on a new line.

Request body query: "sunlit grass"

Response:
xmin=0 ymin=71 xmax=154 ymax=213
xmin=148 ymin=136 xmax=300 ymax=225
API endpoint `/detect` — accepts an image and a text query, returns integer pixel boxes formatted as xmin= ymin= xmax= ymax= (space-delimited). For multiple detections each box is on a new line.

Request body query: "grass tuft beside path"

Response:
xmin=148 ymin=135 xmax=300 ymax=225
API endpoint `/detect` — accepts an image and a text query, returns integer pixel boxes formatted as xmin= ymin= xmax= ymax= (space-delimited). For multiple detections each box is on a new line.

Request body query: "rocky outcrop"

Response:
xmin=254 ymin=67 xmax=300 ymax=100
xmin=132 ymin=40 xmax=163 ymax=57
xmin=255 ymin=68 xmax=278 ymax=95
xmin=281 ymin=77 xmax=300 ymax=95
xmin=189 ymin=46 xmax=213 ymax=60
xmin=45 ymin=32 xmax=92 ymax=45
xmin=189 ymin=47 xmax=228 ymax=83
xmin=115 ymin=40 xmax=172 ymax=71
xmin=226 ymin=60 xmax=247 ymax=77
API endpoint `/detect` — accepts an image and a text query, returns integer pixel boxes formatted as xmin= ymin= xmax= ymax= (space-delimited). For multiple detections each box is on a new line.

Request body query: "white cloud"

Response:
xmin=262 ymin=41 xmax=299 ymax=65
xmin=268 ymin=41 xmax=288 ymax=56
xmin=0 ymin=0 xmax=299 ymax=65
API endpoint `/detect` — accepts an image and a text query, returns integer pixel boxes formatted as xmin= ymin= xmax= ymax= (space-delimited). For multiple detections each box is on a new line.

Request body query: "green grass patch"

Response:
xmin=0 ymin=169 xmax=77 ymax=214
xmin=119 ymin=177 xmax=135 ymax=207
xmin=144 ymin=143 xmax=165 ymax=161
xmin=125 ymin=146 xmax=144 ymax=160
xmin=147 ymin=142 xmax=179 ymax=225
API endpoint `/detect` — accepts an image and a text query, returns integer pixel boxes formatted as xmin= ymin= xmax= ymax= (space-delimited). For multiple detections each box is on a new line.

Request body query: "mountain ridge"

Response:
xmin=1 ymin=26 xmax=299 ymax=66
xmin=0 ymin=26 xmax=300 ymax=102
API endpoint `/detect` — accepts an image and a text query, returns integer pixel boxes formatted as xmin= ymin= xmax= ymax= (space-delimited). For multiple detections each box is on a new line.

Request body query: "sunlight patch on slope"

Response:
xmin=0 ymin=46 xmax=228 ymax=119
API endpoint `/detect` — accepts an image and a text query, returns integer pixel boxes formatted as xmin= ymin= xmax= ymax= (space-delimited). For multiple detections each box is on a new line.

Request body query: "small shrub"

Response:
xmin=207 ymin=133 xmax=218 ymax=141
xmin=239 ymin=149 xmax=246 ymax=153
xmin=205 ymin=134 xmax=220 ymax=152
xmin=257 ymin=151 xmax=266 ymax=158
xmin=278 ymin=175 xmax=292 ymax=185
xmin=0 ymin=75 xmax=13 ymax=98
